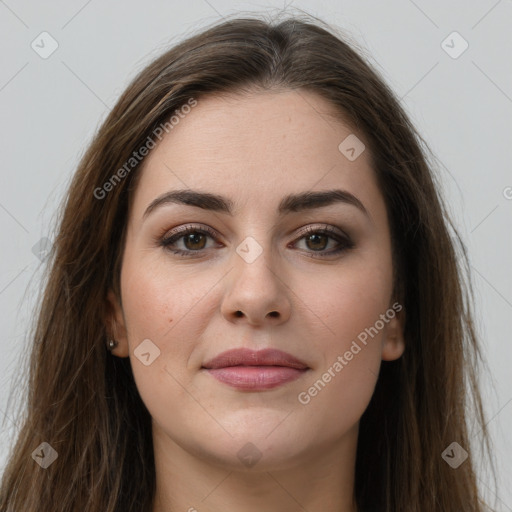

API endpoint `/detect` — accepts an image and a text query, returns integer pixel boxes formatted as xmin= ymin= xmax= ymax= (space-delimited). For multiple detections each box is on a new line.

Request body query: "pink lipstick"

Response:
xmin=202 ymin=348 xmax=309 ymax=391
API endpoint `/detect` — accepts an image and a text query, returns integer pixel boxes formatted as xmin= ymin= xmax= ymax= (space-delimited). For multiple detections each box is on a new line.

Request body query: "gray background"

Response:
xmin=1 ymin=0 xmax=511 ymax=509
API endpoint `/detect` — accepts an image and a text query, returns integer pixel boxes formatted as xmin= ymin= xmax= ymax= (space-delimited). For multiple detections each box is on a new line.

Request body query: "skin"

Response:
xmin=107 ymin=89 xmax=405 ymax=512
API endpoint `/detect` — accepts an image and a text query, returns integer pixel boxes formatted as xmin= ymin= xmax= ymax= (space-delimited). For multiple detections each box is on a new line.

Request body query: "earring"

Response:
xmin=107 ymin=339 xmax=118 ymax=351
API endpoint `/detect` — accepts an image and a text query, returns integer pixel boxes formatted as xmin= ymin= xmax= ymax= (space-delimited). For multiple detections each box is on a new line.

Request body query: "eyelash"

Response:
xmin=158 ymin=223 xmax=354 ymax=259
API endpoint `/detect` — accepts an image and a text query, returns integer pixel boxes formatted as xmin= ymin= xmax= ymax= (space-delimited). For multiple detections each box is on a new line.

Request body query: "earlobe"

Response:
xmin=105 ymin=289 xmax=130 ymax=358
xmin=381 ymin=308 xmax=406 ymax=361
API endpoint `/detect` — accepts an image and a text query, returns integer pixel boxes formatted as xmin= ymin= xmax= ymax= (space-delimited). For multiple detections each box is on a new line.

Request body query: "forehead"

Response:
xmin=129 ymin=89 xmax=384 ymax=221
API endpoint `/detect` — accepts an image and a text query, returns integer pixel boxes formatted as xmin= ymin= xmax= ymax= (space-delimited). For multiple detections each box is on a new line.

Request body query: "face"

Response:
xmin=108 ymin=89 xmax=405 ymax=471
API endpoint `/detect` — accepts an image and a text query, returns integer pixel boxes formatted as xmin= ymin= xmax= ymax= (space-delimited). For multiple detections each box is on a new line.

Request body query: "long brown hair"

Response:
xmin=0 ymin=12 xmax=496 ymax=512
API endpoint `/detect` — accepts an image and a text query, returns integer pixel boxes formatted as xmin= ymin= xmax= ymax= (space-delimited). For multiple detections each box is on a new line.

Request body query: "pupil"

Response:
xmin=186 ymin=233 xmax=205 ymax=249
xmin=308 ymin=234 xmax=326 ymax=250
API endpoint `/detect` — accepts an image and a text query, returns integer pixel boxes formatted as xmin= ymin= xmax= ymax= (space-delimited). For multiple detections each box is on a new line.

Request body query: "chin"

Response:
xmin=201 ymin=437 xmax=310 ymax=473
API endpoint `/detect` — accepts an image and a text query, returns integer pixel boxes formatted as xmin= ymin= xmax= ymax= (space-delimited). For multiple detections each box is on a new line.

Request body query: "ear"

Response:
xmin=105 ymin=289 xmax=130 ymax=358
xmin=381 ymin=303 xmax=405 ymax=361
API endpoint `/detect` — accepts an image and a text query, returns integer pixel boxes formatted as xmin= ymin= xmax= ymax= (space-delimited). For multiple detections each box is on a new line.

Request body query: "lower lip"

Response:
xmin=204 ymin=366 xmax=307 ymax=390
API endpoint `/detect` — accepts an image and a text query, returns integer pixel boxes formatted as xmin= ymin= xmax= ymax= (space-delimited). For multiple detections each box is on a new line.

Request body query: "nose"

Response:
xmin=220 ymin=241 xmax=292 ymax=326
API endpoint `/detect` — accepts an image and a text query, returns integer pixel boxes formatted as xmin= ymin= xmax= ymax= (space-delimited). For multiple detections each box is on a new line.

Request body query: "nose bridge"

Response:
xmin=233 ymin=234 xmax=280 ymax=290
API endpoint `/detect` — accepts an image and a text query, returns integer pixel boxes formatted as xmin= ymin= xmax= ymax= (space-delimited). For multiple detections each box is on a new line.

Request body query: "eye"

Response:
xmin=291 ymin=224 xmax=354 ymax=258
xmin=160 ymin=224 xmax=220 ymax=256
xmin=159 ymin=223 xmax=354 ymax=258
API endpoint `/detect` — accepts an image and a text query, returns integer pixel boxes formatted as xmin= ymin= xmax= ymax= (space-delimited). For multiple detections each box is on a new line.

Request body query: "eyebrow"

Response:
xmin=143 ymin=188 xmax=370 ymax=220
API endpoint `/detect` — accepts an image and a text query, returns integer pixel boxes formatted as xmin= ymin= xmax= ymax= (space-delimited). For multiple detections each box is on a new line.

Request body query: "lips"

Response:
xmin=202 ymin=348 xmax=308 ymax=370
xmin=202 ymin=348 xmax=309 ymax=391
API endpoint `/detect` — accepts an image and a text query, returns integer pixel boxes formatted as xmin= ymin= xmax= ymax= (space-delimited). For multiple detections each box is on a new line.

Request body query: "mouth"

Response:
xmin=201 ymin=348 xmax=309 ymax=391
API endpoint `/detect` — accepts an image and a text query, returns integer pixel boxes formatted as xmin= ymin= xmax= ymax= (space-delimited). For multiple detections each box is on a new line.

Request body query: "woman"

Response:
xmin=0 ymin=13 xmax=496 ymax=512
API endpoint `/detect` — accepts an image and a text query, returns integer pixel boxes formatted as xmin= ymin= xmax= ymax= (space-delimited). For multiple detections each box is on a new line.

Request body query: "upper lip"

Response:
xmin=202 ymin=348 xmax=309 ymax=370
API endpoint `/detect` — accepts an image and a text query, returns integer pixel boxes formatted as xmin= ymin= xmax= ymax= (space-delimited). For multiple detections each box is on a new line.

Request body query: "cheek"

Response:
xmin=120 ymin=251 xmax=212 ymax=343
xmin=292 ymin=256 xmax=392 ymax=418
xmin=119 ymin=249 xmax=232 ymax=413
xmin=308 ymin=254 xmax=393 ymax=347
xmin=118 ymin=258 xmax=201 ymax=405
